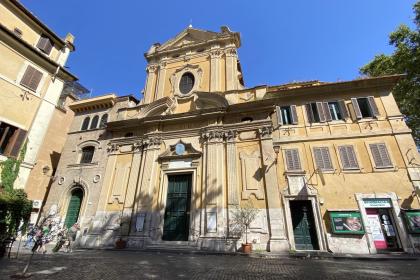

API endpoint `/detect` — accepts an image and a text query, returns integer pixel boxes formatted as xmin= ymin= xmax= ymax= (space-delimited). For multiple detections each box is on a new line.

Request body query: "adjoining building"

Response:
xmin=0 ymin=0 xmax=87 ymax=224
xmin=43 ymin=26 xmax=420 ymax=254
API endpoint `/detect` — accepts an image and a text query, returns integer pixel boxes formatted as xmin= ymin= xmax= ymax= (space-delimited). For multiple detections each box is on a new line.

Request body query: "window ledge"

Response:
xmin=284 ymin=170 xmax=306 ymax=175
xmin=341 ymin=168 xmax=362 ymax=174
xmin=373 ymin=166 xmax=397 ymax=172
xmin=67 ymin=162 xmax=99 ymax=168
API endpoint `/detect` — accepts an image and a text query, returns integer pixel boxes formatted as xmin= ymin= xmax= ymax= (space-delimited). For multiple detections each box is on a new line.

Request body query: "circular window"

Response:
xmin=179 ymin=72 xmax=195 ymax=94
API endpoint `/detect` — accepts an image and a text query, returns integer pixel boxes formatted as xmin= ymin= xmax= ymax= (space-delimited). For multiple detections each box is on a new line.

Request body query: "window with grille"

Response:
xmin=179 ymin=72 xmax=195 ymax=94
xmin=81 ymin=117 xmax=90 ymax=131
xmin=313 ymin=147 xmax=333 ymax=171
xmin=20 ymin=65 xmax=43 ymax=91
xmin=276 ymin=105 xmax=298 ymax=125
xmin=90 ymin=115 xmax=99 ymax=129
xmin=285 ymin=149 xmax=302 ymax=171
xmin=80 ymin=146 xmax=95 ymax=164
xmin=369 ymin=143 xmax=392 ymax=168
xmin=338 ymin=145 xmax=359 ymax=170
xmin=36 ymin=34 xmax=54 ymax=55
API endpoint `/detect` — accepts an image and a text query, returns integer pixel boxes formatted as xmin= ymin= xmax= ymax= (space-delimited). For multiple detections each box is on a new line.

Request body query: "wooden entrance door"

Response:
xmin=290 ymin=200 xmax=319 ymax=250
xmin=64 ymin=188 xmax=83 ymax=229
xmin=162 ymin=174 xmax=192 ymax=241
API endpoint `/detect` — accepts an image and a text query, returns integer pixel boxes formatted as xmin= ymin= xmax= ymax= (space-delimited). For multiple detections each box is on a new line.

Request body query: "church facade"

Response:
xmin=42 ymin=27 xmax=420 ymax=254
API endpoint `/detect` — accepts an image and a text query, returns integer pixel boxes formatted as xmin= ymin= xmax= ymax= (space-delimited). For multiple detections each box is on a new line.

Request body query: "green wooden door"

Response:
xmin=290 ymin=200 xmax=319 ymax=250
xmin=64 ymin=188 xmax=83 ymax=229
xmin=162 ymin=174 xmax=192 ymax=241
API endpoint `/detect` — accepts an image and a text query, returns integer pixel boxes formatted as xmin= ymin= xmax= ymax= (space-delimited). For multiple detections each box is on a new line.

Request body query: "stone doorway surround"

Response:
xmin=355 ymin=192 xmax=413 ymax=254
xmin=155 ymin=140 xmax=202 ymax=243
xmin=282 ymin=174 xmax=327 ymax=251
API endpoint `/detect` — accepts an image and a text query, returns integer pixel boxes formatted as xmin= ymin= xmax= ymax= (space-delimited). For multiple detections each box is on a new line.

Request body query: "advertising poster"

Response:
xmin=366 ymin=214 xmax=387 ymax=249
xmin=404 ymin=211 xmax=420 ymax=234
xmin=329 ymin=211 xmax=364 ymax=234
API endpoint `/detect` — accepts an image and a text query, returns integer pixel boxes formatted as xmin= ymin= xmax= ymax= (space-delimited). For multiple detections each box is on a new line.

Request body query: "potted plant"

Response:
xmin=115 ymin=222 xmax=127 ymax=249
xmin=230 ymin=200 xmax=259 ymax=254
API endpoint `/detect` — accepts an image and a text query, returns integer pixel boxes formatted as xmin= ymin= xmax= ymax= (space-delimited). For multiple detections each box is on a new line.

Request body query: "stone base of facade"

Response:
xmin=267 ymin=238 xmax=290 ymax=252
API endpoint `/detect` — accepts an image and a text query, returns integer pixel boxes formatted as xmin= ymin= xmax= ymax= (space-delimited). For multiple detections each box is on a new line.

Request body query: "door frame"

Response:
xmin=157 ymin=169 xmax=198 ymax=241
xmin=283 ymin=195 xmax=327 ymax=251
xmin=355 ymin=192 xmax=412 ymax=254
xmin=59 ymin=181 xmax=89 ymax=227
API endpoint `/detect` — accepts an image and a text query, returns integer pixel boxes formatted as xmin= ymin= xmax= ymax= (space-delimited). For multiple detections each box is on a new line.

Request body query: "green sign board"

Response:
xmin=329 ymin=211 xmax=365 ymax=234
xmin=404 ymin=211 xmax=420 ymax=234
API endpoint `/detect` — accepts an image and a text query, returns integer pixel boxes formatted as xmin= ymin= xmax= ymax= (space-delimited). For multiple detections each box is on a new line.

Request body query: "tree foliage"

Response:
xmin=360 ymin=2 xmax=420 ymax=144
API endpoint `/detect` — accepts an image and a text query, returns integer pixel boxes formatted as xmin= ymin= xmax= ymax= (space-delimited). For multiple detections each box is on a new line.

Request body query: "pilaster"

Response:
xmin=144 ymin=64 xmax=158 ymax=104
xmin=201 ymin=129 xmax=225 ymax=236
xmin=258 ymin=126 xmax=289 ymax=252
xmin=155 ymin=62 xmax=167 ymax=101
xmin=225 ymin=47 xmax=238 ymax=91
xmin=210 ymin=48 xmax=222 ymax=92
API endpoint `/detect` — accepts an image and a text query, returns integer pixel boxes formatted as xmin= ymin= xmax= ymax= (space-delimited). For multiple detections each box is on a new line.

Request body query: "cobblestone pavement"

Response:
xmin=0 ymin=250 xmax=419 ymax=280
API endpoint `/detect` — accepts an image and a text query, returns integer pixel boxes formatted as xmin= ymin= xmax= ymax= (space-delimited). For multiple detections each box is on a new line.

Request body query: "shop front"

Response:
xmin=355 ymin=193 xmax=412 ymax=254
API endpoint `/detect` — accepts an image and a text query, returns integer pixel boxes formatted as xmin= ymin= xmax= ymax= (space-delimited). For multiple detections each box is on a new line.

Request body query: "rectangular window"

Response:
xmin=0 ymin=122 xmax=27 ymax=157
xmin=369 ymin=143 xmax=392 ymax=168
xmin=20 ymin=65 xmax=43 ymax=91
xmin=338 ymin=145 xmax=359 ymax=170
xmin=305 ymin=102 xmax=329 ymax=123
xmin=328 ymin=101 xmax=350 ymax=121
xmin=36 ymin=34 xmax=53 ymax=55
xmin=276 ymin=105 xmax=298 ymax=125
xmin=313 ymin=147 xmax=333 ymax=171
xmin=285 ymin=149 xmax=302 ymax=171
xmin=351 ymin=96 xmax=380 ymax=119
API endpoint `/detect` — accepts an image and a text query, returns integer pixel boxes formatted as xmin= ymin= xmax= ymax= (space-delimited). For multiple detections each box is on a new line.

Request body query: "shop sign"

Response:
xmin=363 ymin=198 xmax=392 ymax=208
xmin=329 ymin=211 xmax=365 ymax=234
xmin=403 ymin=210 xmax=420 ymax=234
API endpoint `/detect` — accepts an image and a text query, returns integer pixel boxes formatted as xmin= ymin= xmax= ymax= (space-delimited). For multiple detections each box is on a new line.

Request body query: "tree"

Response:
xmin=230 ymin=200 xmax=259 ymax=244
xmin=360 ymin=1 xmax=420 ymax=145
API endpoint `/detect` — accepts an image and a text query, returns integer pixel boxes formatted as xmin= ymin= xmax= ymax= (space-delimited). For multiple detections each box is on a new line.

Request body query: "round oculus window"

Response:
xmin=179 ymin=72 xmax=195 ymax=94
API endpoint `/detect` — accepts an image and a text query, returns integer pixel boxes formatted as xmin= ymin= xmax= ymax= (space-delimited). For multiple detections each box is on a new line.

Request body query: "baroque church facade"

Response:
xmin=43 ymin=27 xmax=420 ymax=254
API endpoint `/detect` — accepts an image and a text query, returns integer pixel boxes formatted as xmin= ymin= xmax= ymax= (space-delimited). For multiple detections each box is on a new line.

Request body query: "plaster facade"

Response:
xmin=43 ymin=26 xmax=420 ymax=254
xmin=0 ymin=0 xmax=80 ymax=223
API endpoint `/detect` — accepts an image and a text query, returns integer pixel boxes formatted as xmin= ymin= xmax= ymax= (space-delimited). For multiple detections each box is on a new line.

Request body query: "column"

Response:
xmin=258 ymin=126 xmax=289 ymax=252
xmin=210 ymin=49 xmax=221 ymax=92
xmin=225 ymin=130 xmax=240 ymax=238
xmin=225 ymin=48 xmax=238 ymax=91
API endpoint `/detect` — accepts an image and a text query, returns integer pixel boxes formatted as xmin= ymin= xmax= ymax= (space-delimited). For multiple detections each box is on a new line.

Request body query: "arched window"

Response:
xmin=100 ymin=114 xmax=108 ymax=128
xmin=80 ymin=146 xmax=95 ymax=164
xmin=179 ymin=72 xmax=195 ymax=94
xmin=90 ymin=115 xmax=99 ymax=129
xmin=81 ymin=117 xmax=90 ymax=131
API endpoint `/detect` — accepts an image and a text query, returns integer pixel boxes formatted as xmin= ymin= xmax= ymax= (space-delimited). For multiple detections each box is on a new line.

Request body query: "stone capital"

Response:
xmin=146 ymin=64 xmax=158 ymax=73
xmin=143 ymin=136 xmax=162 ymax=149
xmin=258 ymin=126 xmax=273 ymax=139
xmin=201 ymin=130 xmax=224 ymax=144
xmin=224 ymin=130 xmax=237 ymax=143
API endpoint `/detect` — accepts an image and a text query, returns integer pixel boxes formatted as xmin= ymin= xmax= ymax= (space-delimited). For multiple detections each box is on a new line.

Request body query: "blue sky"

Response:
xmin=22 ymin=0 xmax=417 ymax=99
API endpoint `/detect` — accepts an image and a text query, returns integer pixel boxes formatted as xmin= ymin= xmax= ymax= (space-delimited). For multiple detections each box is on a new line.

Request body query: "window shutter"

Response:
xmin=338 ymin=100 xmax=349 ymax=119
xmin=368 ymin=96 xmax=380 ymax=117
xmin=9 ymin=129 xmax=27 ymax=158
xmin=20 ymin=65 xmax=35 ymax=88
xmin=323 ymin=102 xmax=332 ymax=122
xmin=290 ymin=105 xmax=298 ymax=125
xmin=369 ymin=143 xmax=392 ymax=168
xmin=314 ymin=147 xmax=333 ymax=170
xmin=285 ymin=149 xmax=301 ymax=171
xmin=339 ymin=145 xmax=359 ymax=170
xmin=36 ymin=35 xmax=53 ymax=55
xmin=316 ymin=102 xmax=326 ymax=122
xmin=36 ymin=36 xmax=48 ymax=51
xmin=276 ymin=106 xmax=283 ymax=126
xmin=305 ymin=104 xmax=314 ymax=123
xmin=351 ymin=98 xmax=362 ymax=119
xmin=20 ymin=65 xmax=42 ymax=91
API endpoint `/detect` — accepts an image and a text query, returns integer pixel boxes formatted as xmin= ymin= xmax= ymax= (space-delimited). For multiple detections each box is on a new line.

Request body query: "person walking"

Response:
xmin=66 ymin=223 xmax=79 ymax=253
xmin=23 ymin=225 xmax=36 ymax=248
xmin=38 ymin=224 xmax=51 ymax=254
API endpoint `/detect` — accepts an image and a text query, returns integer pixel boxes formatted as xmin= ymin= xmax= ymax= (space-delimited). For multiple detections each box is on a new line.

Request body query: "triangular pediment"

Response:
xmin=157 ymin=28 xmax=219 ymax=52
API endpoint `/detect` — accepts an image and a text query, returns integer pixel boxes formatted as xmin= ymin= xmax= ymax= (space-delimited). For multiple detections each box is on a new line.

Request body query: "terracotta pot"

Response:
xmin=115 ymin=239 xmax=127 ymax=249
xmin=242 ymin=243 xmax=252 ymax=254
